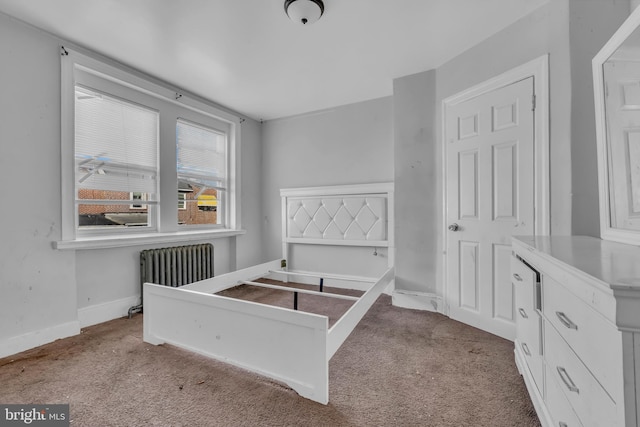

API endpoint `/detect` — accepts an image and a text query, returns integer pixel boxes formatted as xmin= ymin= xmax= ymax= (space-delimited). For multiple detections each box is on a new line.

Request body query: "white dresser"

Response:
xmin=512 ymin=236 xmax=640 ymax=427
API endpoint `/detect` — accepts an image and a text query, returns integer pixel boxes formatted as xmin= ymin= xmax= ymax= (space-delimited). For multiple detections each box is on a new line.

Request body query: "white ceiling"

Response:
xmin=0 ymin=0 xmax=549 ymax=120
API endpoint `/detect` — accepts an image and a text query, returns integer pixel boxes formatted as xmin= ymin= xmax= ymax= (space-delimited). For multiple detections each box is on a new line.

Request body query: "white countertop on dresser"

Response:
xmin=513 ymin=235 xmax=640 ymax=290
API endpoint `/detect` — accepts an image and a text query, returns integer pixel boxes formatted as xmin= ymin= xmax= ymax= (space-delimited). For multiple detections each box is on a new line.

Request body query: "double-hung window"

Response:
xmin=58 ymin=48 xmax=241 ymax=248
xmin=75 ymin=86 xmax=158 ymax=228
xmin=176 ymin=120 xmax=227 ymax=226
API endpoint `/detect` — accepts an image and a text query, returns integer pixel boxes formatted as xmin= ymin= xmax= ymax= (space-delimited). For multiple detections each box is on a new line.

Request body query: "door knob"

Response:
xmin=448 ymin=223 xmax=460 ymax=232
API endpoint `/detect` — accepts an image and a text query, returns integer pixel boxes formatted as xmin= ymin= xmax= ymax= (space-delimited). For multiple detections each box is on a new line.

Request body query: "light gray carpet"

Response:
xmin=0 ymin=284 xmax=539 ymax=426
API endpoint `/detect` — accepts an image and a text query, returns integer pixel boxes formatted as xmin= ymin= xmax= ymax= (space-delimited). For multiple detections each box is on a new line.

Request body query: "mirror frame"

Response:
xmin=593 ymin=6 xmax=640 ymax=245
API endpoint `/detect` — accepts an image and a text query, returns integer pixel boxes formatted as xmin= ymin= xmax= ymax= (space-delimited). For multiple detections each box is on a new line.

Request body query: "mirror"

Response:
xmin=594 ymin=7 xmax=640 ymax=245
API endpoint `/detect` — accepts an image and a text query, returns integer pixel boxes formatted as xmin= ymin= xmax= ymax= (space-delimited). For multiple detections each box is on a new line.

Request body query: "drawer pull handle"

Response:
xmin=513 ymin=273 xmax=523 ymax=282
xmin=521 ymin=342 xmax=531 ymax=356
xmin=559 ymin=423 xmax=568 ymax=427
xmin=557 ymin=366 xmax=579 ymax=394
xmin=556 ymin=311 xmax=578 ymax=330
xmin=518 ymin=308 xmax=528 ymax=319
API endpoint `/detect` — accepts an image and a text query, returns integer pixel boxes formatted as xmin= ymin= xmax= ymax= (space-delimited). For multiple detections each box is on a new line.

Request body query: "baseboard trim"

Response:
xmin=392 ymin=290 xmax=443 ymax=313
xmin=0 ymin=320 xmax=80 ymax=359
xmin=78 ymin=295 xmax=140 ymax=328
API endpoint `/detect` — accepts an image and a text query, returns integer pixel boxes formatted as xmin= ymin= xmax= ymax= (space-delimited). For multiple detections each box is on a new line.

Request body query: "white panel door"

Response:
xmin=445 ymin=77 xmax=534 ymax=340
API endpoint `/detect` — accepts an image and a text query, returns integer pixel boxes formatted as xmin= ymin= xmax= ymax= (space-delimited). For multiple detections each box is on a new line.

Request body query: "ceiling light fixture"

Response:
xmin=284 ymin=0 xmax=324 ymax=25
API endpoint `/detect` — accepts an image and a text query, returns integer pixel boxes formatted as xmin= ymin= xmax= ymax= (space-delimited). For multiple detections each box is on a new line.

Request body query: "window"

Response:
xmin=130 ymin=192 xmax=148 ymax=210
xmin=176 ymin=120 xmax=225 ymax=226
xmin=177 ymin=193 xmax=186 ymax=211
xmin=59 ymin=48 xmax=241 ymax=247
xmin=75 ymin=85 xmax=157 ymax=229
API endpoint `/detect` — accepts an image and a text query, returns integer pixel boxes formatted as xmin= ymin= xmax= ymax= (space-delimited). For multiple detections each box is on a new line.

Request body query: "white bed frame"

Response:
xmin=143 ymin=183 xmax=394 ymax=404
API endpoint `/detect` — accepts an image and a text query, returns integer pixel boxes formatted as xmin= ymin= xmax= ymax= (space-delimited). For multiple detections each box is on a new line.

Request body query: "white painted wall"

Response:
xmin=0 ymin=12 xmax=264 ymax=357
xmin=0 ymin=13 xmax=79 ymax=356
xmin=392 ymin=70 xmax=438 ymax=299
xmin=261 ymin=99 xmax=394 ymax=279
xmin=236 ymin=118 xmax=266 ymax=270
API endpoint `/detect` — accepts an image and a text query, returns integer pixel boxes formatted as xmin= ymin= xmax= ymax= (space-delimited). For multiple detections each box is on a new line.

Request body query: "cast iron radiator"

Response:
xmin=128 ymin=243 xmax=214 ymax=317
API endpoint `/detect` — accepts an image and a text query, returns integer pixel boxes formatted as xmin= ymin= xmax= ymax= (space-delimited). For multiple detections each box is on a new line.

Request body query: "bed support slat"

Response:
xmin=268 ymin=270 xmax=376 ymax=283
xmin=240 ymin=280 xmax=359 ymax=302
xmin=181 ymin=260 xmax=283 ymax=294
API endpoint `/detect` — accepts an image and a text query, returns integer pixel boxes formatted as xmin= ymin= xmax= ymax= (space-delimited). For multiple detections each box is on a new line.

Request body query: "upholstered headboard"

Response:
xmin=280 ymin=182 xmax=394 ymax=250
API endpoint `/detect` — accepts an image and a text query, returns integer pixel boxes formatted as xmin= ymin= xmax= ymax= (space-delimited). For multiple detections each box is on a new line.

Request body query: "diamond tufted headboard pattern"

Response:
xmin=287 ymin=196 xmax=386 ymax=241
xmin=281 ymin=183 xmax=394 ymax=248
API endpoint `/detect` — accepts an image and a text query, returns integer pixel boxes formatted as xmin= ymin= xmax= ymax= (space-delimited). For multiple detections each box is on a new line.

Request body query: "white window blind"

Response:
xmin=75 ymin=86 xmax=159 ymax=194
xmin=176 ymin=119 xmax=226 ymax=191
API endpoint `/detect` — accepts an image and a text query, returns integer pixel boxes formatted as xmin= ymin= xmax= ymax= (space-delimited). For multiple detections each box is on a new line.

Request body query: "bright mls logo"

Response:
xmin=0 ymin=405 xmax=69 ymax=426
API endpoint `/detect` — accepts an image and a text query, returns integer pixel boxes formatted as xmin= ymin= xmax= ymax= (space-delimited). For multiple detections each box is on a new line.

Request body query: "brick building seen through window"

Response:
xmin=78 ymin=184 xmax=217 ymax=227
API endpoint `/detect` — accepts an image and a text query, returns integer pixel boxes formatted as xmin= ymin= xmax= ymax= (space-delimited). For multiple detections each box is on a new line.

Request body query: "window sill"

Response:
xmin=53 ymin=228 xmax=246 ymax=250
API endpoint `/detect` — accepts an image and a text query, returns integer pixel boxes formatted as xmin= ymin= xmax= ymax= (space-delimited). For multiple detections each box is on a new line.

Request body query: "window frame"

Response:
xmin=57 ymin=47 xmax=243 ymax=249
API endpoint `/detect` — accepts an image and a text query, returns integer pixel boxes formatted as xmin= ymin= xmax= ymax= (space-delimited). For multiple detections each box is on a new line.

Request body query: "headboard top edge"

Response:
xmin=280 ymin=182 xmax=393 ymax=198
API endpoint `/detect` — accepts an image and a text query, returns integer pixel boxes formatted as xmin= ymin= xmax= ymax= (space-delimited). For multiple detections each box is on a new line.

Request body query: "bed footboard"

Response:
xmin=144 ymin=285 xmax=330 ymax=403
xmin=144 ymin=261 xmax=330 ymax=404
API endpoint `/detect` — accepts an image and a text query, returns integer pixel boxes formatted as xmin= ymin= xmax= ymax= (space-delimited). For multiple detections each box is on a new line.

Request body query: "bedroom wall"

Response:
xmin=261 ymin=98 xmax=394 ymax=280
xmin=237 ymin=117 xmax=265 ymax=269
xmin=0 ymin=13 xmax=78 ymax=357
xmin=392 ymin=70 xmax=438 ymax=302
xmin=0 ymin=12 xmax=264 ymax=357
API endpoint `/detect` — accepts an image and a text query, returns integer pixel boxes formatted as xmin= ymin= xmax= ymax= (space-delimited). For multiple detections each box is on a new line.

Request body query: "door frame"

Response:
xmin=441 ymin=55 xmax=550 ymax=317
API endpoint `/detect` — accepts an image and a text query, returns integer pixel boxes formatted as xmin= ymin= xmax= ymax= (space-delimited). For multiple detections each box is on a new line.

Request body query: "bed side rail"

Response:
xmin=180 ymin=259 xmax=283 ymax=293
xmin=326 ymin=267 xmax=394 ymax=359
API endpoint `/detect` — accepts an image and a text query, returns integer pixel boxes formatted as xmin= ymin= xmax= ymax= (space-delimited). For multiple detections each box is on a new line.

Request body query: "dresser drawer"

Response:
xmin=512 ymin=254 xmax=544 ymax=394
xmin=516 ymin=340 xmax=543 ymax=397
xmin=543 ymin=276 xmax=621 ymax=397
xmin=515 ymin=313 xmax=543 ymax=395
xmin=512 ymin=255 xmax=539 ymax=313
xmin=546 ymin=362 xmax=583 ymax=427
xmin=545 ymin=324 xmax=616 ymax=426
xmin=513 ymin=254 xmax=539 ymax=346
xmin=516 ymin=310 xmax=541 ymax=358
